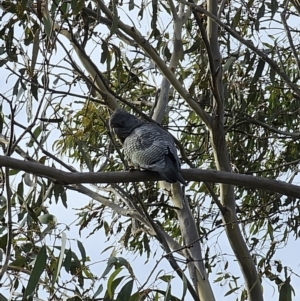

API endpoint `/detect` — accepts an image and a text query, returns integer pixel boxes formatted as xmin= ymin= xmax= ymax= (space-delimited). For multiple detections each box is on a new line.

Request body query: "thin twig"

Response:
xmin=0 ymin=175 xmax=13 ymax=282
xmin=191 ymin=7 xmax=223 ymax=111
xmin=204 ymin=182 xmax=226 ymax=214
xmin=0 ymin=98 xmax=14 ymax=281
xmin=177 ymin=0 xmax=300 ymax=98
xmin=281 ymin=4 xmax=300 ymax=72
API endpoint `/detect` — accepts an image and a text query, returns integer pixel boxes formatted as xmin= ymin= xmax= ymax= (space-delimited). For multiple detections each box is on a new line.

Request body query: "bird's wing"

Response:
xmin=123 ymin=123 xmax=179 ymax=169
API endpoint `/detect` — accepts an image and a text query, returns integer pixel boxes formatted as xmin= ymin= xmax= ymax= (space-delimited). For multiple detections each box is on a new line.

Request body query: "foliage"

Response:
xmin=0 ymin=0 xmax=300 ymax=300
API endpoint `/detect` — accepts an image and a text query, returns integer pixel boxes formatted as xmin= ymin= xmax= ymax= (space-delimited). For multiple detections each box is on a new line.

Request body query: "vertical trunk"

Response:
xmin=172 ymin=184 xmax=216 ymax=301
xmin=210 ymin=122 xmax=263 ymax=301
xmin=206 ymin=0 xmax=263 ymax=300
xmin=152 ymin=4 xmax=216 ymax=300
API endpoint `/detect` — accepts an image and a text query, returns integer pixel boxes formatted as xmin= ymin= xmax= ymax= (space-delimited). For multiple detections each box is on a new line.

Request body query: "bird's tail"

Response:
xmin=159 ymin=156 xmax=187 ymax=186
xmin=177 ymin=171 xmax=187 ymax=186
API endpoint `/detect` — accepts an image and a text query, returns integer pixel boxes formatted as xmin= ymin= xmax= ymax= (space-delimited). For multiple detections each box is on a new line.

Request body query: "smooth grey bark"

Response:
xmin=151 ymin=2 xmax=215 ymax=299
xmin=206 ymin=0 xmax=263 ymax=300
xmin=1 ymin=156 xmax=300 ymax=198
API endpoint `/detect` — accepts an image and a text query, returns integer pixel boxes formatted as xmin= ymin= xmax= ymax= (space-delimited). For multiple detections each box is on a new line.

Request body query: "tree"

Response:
xmin=0 ymin=0 xmax=299 ymax=300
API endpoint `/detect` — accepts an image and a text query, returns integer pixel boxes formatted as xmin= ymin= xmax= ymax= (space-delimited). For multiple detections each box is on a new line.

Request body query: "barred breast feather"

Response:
xmin=110 ymin=109 xmax=186 ymax=185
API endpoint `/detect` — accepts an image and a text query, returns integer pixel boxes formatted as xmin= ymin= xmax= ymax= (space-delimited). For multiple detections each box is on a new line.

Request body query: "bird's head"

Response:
xmin=109 ymin=108 xmax=143 ymax=142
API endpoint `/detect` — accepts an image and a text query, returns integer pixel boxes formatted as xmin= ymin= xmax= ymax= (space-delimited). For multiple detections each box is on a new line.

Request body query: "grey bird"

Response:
xmin=109 ymin=109 xmax=187 ymax=185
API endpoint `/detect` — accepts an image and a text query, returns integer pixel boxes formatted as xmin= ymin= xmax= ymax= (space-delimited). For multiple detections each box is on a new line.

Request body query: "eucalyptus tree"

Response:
xmin=0 ymin=0 xmax=299 ymax=300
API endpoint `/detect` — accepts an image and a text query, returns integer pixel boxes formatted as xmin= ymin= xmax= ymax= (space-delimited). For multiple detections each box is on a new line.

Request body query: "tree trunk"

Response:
xmin=206 ymin=0 xmax=263 ymax=300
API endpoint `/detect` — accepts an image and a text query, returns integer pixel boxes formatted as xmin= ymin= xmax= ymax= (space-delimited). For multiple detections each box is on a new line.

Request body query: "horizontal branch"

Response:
xmin=0 ymin=155 xmax=300 ymax=198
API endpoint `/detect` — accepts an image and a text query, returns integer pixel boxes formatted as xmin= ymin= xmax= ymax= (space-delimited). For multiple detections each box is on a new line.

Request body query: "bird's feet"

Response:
xmin=128 ymin=165 xmax=145 ymax=172
xmin=127 ymin=165 xmax=140 ymax=172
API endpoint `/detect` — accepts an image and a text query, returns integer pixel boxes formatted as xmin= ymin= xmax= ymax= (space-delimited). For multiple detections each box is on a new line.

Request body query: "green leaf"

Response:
xmin=0 ymin=208 xmax=5 ymax=221
xmin=24 ymin=245 xmax=47 ymax=297
xmin=224 ymin=287 xmax=240 ymax=296
xmin=71 ymin=0 xmax=77 ymax=9
xmin=10 ymin=256 xmax=27 ymax=267
xmin=109 ymin=276 xmax=125 ymax=298
xmin=101 ymin=40 xmax=109 ymax=64
xmin=104 ymin=220 xmax=110 ymax=236
xmin=61 ymin=190 xmax=68 ymax=208
xmin=27 ymin=126 xmax=42 ymax=147
xmin=0 ymin=58 xmax=8 ymax=67
xmin=76 ymin=140 xmax=93 ymax=171
xmin=257 ymin=3 xmax=265 ymax=20
xmin=270 ymin=0 xmax=278 ymax=19
xmin=224 ymin=56 xmax=236 ymax=72
xmin=159 ymin=275 xmax=174 ymax=283
xmin=184 ymin=39 xmax=201 ymax=55
xmin=151 ymin=0 xmax=158 ymax=35
xmin=72 ymin=0 xmax=85 ymax=15
xmin=116 ymin=280 xmax=134 ymax=301
xmin=52 ymin=232 xmax=67 ymax=285
xmin=251 ymin=59 xmax=265 ymax=86
xmin=77 ymin=240 xmax=86 ymax=265
xmin=247 ymin=0 xmax=255 ymax=8
xmin=8 ymin=169 xmax=21 ymax=176
xmin=13 ymin=79 xmax=19 ymax=96
xmin=7 ymin=26 xmax=17 ymax=62
xmin=53 ymin=184 xmax=65 ymax=203
xmin=138 ymin=3 xmax=144 ymax=19
xmin=279 ymin=277 xmax=294 ymax=301
xmin=43 ymin=15 xmax=52 ymax=38
xmin=111 ymin=1 xmax=119 ymax=35
xmin=21 ymin=0 xmax=27 ymax=9
xmin=30 ymin=74 xmax=38 ymax=101
xmin=17 ymin=181 xmax=24 ymax=203
xmin=38 ymin=213 xmax=57 ymax=225
xmin=101 ymin=245 xmax=114 ymax=254
xmin=0 ymin=234 xmax=7 ymax=252
xmin=0 ymin=112 xmax=3 ymax=135
xmin=181 ymin=273 xmax=187 ymax=300
xmin=100 ymin=256 xmax=118 ymax=279
xmin=0 ymin=46 xmax=5 ymax=55
xmin=93 ymin=284 xmax=103 ymax=299
xmin=231 ymin=7 xmax=242 ymax=29
xmin=64 ymin=249 xmax=72 ymax=273
xmin=117 ymin=257 xmax=134 ymax=277
xmin=129 ymin=0 xmax=134 ymax=10
xmin=107 ymin=268 xmax=123 ymax=297
xmin=128 ymin=291 xmax=143 ymax=301
xmin=60 ymin=2 xmax=68 ymax=14
xmin=164 ymin=281 xmax=171 ymax=301
xmin=31 ymin=28 xmax=40 ymax=76
xmin=20 ymin=243 xmax=33 ymax=254
xmin=23 ymin=173 xmax=35 ymax=187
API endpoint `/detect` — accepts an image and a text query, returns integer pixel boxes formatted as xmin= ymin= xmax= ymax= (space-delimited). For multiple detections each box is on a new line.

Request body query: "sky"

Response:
xmin=0 ymin=1 xmax=300 ymax=300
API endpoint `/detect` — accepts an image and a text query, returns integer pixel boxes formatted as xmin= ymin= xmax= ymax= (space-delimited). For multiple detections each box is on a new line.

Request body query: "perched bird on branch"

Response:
xmin=109 ymin=109 xmax=187 ymax=185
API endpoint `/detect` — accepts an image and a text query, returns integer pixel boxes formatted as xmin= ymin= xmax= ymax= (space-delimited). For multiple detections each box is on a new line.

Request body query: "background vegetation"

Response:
xmin=0 ymin=0 xmax=300 ymax=300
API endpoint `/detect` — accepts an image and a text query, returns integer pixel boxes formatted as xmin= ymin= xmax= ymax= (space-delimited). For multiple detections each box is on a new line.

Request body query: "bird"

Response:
xmin=109 ymin=108 xmax=187 ymax=185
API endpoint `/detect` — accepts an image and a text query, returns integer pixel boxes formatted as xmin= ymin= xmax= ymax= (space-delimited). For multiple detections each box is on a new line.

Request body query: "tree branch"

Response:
xmin=177 ymin=0 xmax=300 ymax=98
xmin=281 ymin=4 xmax=300 ymax=72
xmin=1 ymin=155 xmax=300 ymax=198
xmin=230 ymin=115 xmax=300 ymax=138
xmin=96 ymin=0 xmax=211 ymax=126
